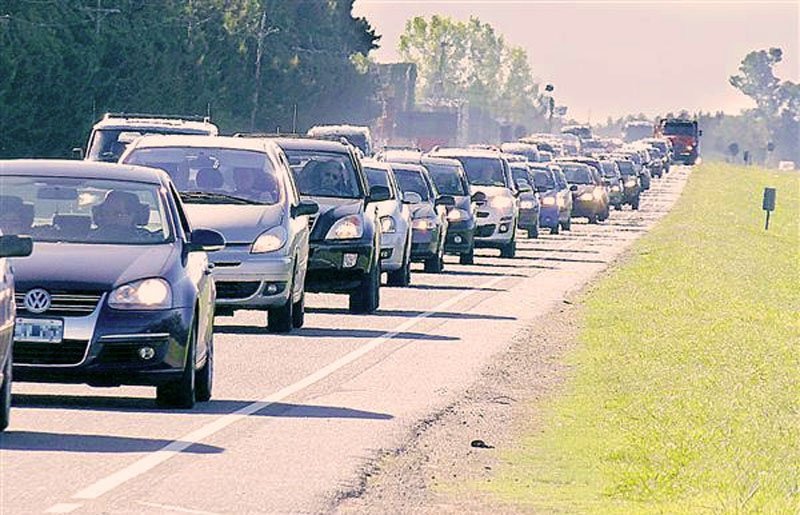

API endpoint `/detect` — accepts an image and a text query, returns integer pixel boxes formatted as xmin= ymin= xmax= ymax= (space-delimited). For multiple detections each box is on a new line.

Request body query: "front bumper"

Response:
xmin=379 ymin=230 xmax=406 ymax=271
xmin=473 ymin=206 xmax=515 ymax=247
xmin=14 ymin=305 xmax=194 ymax=387
xmin=571 ymin=198 xmax=604 ymax=218
xmin=518 ymin=208 xmax=540 ymax=229
xmin=305 ymin=240 xmax=374 ymax=293
xmin=444 ymin=219 xmax=474 ymax=254
xmin=538 ymin=205 xmax=560 ymax=229
xmin=210 ymin=244 xmax=294 ymax=308
xmin=410 ymin=227 xmax=442 ymax=261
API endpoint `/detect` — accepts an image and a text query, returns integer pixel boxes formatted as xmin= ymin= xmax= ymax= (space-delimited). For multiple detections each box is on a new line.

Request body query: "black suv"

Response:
xmin=275 ymin=138 xmax=388 ymax=313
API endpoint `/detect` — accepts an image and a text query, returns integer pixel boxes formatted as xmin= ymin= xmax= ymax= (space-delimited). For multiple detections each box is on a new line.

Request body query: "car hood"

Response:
xmin=12 ymin=243 xmax=177 ymax=292
xmin=302 ymin=196 xmax=365 ymax=240
xmin=409 ymin=202 xmax=437 ymax=219
xmin=572 ymin=184 xmax=595 ymax=195
xmin=185 ymin=204 xmax=285 ymax=244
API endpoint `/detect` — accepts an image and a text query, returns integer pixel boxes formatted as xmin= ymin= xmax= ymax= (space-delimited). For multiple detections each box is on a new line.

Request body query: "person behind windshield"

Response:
xmin=90 ymin=190 xmax=154 ymax=242
xmin=315 ymin=160 xmax=346 ymax=195
xmin=0 ymin=195 xmax=33 ymax=236
xmin=233 ymin=167 xmax=279 ymax=203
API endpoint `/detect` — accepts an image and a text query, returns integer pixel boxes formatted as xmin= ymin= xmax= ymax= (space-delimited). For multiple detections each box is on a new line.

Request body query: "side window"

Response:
xmin=169 ymin=183 xmax=192 ymax=240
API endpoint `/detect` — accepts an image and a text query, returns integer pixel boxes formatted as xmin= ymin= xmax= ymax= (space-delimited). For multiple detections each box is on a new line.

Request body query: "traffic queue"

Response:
xmin=0 ymin=114 xmax=678 ymax=426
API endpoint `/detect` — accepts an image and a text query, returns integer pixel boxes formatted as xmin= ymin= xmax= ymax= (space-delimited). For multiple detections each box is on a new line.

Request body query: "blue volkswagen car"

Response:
xmin=0 ymin=160 xmax=224 ymax=409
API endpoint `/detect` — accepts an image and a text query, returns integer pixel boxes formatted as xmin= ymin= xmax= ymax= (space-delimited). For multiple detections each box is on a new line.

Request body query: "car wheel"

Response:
xmin=631 ymin=197 xmax=640 ymax=210
xmin=528 ymin=225 xmax=539 ymax=239
xmin=268 ymin=289 xmax=294 ymax=334
xmin=424 ymin=242 xmax=444 ymax=273
xmin=562 ymin=217 xmax=572 ymax=231
xmin=550 ymin=223 xmax=560 ymax=235
xmin=156 ymin=323 xmax=196 ymax=409
xmin=195 ymin=337 xmax=213 ymax=403
xmin=614 ymin=203 xmax=622 ymax=211
xmin=0 ymin=351 xmax=12 ymax=431
xmin=292 ymin=292 xmax=305 ymax=328
xmin=349 ymin=261 xmax=380 ymax=313
xmin=459 ymin=247 xmax=474 ymax=265
xmin=588 ymin=214 xmax=598 ymax=224
xmin=500 ymin=236 xmax=516 ymax=258
xmin=387 ymin=246 xmax=411 ymax=287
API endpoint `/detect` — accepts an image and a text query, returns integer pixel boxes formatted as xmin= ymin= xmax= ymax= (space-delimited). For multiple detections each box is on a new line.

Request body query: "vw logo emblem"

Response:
xmin=24 ymin=288 xmax=51 ymax=314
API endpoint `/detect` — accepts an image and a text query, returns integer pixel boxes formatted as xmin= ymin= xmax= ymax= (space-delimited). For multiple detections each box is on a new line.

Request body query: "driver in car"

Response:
xmin=90 ymin=190 xmax=155 ymax=242
xmin=315 ymin=160 xmax=346 ymax=194
xmin=233 ymin=167 xmax=279 ymax=203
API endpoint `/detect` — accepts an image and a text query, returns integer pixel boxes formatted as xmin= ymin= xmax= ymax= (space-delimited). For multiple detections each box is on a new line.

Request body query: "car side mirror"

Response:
xmin=435 ymin=195 xmax=455 ymax=207
xmin=402 ymin=191 xmax=422 ymax=205
xmin=517 ymin=182 xmax=532 ymax=193
xmin=470 ymin=191 xmax=487 ymax=203
xmin=0 ymin=235 xmax=33 ymax=258
xmin=291 ymin=200 xmax=319 ymax=218
xmin=71 ymin=147 xmax=84 ymax=160
xmin=569 ymin=184 xmax=578 ymax=192
xmin=368 ymin=185 xmax=391 ymax=203
xmin=187 ymin=228 xmax=225 ymax=253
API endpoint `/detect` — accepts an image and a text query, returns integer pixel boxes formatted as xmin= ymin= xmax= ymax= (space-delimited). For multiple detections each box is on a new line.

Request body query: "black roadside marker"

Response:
xmin=763 ymin=187 xmax=776 ymax=230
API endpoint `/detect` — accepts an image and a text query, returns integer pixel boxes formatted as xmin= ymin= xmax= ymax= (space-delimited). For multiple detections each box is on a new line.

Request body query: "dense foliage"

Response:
xmin=0 ymin=0 xmax=379 ymax=158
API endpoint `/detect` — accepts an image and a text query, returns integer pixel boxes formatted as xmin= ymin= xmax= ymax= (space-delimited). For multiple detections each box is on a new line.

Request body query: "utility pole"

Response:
xmin=250 ymin=10 xmax=280 ymax=131
xmin=81 ymin=0 xmax=120 ymax=36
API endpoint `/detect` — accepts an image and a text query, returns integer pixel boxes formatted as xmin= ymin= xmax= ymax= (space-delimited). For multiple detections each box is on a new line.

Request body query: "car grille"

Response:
xmin=215 ymin=281 xmax=261 ymax=300
xmin=14 ymin=339 xmax=88 ymax=366
xmin=475 ymin=224 xmax=496 ymax=238
xmin=476 ymin=211 xmax=490 ymax=219
xmin=15 ymin=290 xmax=103 ymax=317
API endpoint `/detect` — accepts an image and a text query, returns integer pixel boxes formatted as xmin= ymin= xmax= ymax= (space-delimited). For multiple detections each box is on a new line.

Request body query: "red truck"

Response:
xmin=656 ymin=118 xmax=701 ymax=165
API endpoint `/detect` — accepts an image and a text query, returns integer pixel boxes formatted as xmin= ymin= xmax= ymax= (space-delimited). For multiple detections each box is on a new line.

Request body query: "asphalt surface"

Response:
xmin=0 ymin=166 xmax=689 ymax=514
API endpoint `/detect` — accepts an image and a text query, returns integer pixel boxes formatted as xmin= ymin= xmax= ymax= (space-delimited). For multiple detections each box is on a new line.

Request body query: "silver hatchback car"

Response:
xmin=121 ymin=135 xmax=318 ymax=333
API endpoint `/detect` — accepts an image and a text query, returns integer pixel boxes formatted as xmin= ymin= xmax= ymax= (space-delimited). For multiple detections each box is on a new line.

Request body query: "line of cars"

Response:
xmin=0 ymin=114 xmax=678 ymax=427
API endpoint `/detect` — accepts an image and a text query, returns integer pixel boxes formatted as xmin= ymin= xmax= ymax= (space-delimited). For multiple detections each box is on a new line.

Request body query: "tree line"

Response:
xmin=0 ymin=0 xmax=379 ymax=158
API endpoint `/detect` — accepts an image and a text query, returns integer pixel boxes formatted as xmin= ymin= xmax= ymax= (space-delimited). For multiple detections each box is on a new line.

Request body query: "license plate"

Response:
xmin=14 ymin=318 xmax=64 ymax=343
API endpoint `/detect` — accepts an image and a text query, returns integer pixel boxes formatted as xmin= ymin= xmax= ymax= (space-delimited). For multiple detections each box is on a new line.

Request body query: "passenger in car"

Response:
xmin=233 ymin=167 xmax=279 ymax=203
xmin=196 ymin=167 xmax=224 ymax=191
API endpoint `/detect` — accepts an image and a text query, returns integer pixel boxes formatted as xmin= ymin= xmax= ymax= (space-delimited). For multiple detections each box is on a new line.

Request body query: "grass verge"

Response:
xmin=482 ymin=163 xmax=800 ymax=512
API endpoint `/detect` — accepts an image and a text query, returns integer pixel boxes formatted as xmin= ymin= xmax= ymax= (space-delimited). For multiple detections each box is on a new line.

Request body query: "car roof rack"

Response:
xmin=103 ymin=112 xmax=212 ymax=123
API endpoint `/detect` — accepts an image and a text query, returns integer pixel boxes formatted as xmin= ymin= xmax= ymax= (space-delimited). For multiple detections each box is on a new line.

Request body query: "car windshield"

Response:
xmin=601 ymin=162 xmax=619 ymax=177
xmin=364 ymin=167 xmax=395 ymax=199
xmin=533 ymin=171 xmax=555 ymax=190
xmin=125 ymin=146 xmax=282 ymax=205
xmin=282 ymin=149 xmax=363 ymax=199
xmin=393 ymin=169 xmax=431 ymax=201
xmin=0 ymin=175 xmax=171 ymax=245
xmin=447 ymin=156 xmax=507 ymax=187
xmin=561 ymin=164 xmax=594 ymax=184
xmin=88 ymin=128 xmax=207 ymax=162
xmin=424 ymin=163 xmax=469 ymax=196
xmin=616 ymin=160 xmax=635 ymax=175
xmin=663 ymin=123 xmax=696 ymax=136
xmin=511 ymin=166 xmax=530 ymax=187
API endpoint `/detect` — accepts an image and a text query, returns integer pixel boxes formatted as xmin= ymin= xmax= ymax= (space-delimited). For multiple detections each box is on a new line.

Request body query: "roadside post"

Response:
xmin=762 ymin=187 xmax=776 ymax=230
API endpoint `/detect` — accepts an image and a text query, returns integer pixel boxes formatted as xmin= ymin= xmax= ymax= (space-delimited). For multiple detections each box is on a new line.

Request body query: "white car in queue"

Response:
xmin=361 ymin=159 xmax=413 ymax=286
xmin=428 ymin=148 xmax=519 ymax=258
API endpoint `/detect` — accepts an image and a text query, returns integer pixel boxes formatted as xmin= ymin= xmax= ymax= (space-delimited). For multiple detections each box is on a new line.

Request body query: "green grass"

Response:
xmin=482 ymin=163 xmax=800 ymax=513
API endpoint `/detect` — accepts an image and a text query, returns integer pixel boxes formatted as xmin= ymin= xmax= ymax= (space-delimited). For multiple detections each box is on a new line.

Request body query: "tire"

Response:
xmin=349 ymin=262 xmax=380 ymax=314
xmin=562 ymin=217 xmax=571 ymax=231
xmin=614 ymin=203 xmax=622 ymax=211
xmin=527 ymin=225 xmax=539 ymax=239
xmin=157 ymin=324 xmax=196 ymax=409
xmin=387 ymin=246 xmax=411 ymax=286
xmin=588 ymin=214 xmax=598 ymax=224
xmin=500 ymin=237 xmax=516 ymax=258
xmin=459 ymin=248 xmax=474 ymax=265
xmin=423 ymin=242 xmax=444 ymax=273
xmin=268 ymin=291 xmax=293 ymax=334
xmin=292 ymin=292 xmax=305 ymax=328
xmin=550 ymin=223 xmax=560 ymax=235
xmin=195 ymin=337 xmax=213 ymax=403
xmin=631 ymin=197 xmax=640 ymax=210
xmin=0 ymin=351 xmax=12 ymax=432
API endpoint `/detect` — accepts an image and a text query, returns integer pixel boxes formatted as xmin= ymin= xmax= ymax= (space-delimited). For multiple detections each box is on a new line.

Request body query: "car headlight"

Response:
xmin=412 ymin=218 xmax=437 ymax=231
xmin=108 ymin=278 xmax=172 ymax=310
xmin=556 ymin=196 xmax=566 ymax=208
xmin=490 ymin=196 xmax=514 ymax=209
xmin=579 ymin=192 xmax=594 ymax=201
xmin=519 ymin=200 xmax=535 ymax=209
xmin=380 ymin=215 xmax=396 ymax=234
xmin=611 ymin=185 xmax=621 ymax=192
xmin=625 ymin=179 xmax=637 ymax=187
xmin=686 ymin=144 xmax=693 ymax=150
xmin=593 ymin=187 xmax=604 ymax=201
xmin=541 ymin=196 xmax=556 ymax=207
xmin=447 ymin=208 xmax=468 ymax=222
xmin=251 ymin=226 xmax=287 ymax=253
xmin=326 ymin=215 xmax=363 ymax=240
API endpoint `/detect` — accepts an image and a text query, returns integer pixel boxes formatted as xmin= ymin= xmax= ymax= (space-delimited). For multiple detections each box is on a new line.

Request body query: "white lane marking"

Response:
xmin=137 ymin=501 xmax=220 ymax=514
xmin=44 ymin=503 xmax=83 ymax=513
xmin=52 ymin=274 xmax=508 ymax=507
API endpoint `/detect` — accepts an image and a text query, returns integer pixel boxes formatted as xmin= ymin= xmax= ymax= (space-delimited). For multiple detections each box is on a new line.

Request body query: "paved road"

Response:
xmin=0 ymin=167 xmax=689 ymax=514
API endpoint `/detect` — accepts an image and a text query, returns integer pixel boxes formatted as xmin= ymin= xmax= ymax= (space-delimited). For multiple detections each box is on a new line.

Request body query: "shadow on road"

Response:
xmin=11 ymin=396 xmax=395 ymax=421
xmin=214 ymin=325 xmax=459 ymax=341
xmin=0 ymin=430 xmax=223 ymax=454
xmin=473 ymin=262 xmax=558 ymax=270
xmin=403 ymin=284 xmax=505 ymax=292
xmin=307 ymin=306 xmax=516 ymax=321
xmin=439 ymin=269 xmax=527 ymax=278
xmin=513 ymin=255 xmax=608 ymax=265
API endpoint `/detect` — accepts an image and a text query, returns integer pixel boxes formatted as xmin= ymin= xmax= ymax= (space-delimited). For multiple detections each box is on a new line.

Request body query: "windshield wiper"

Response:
xmin=180 ymin=191 xmax=263 ymax=205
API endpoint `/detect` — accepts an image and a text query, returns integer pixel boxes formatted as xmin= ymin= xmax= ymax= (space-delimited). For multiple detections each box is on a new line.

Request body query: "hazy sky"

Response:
xmin=353 ymin=1 xmax=799 ymax=122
